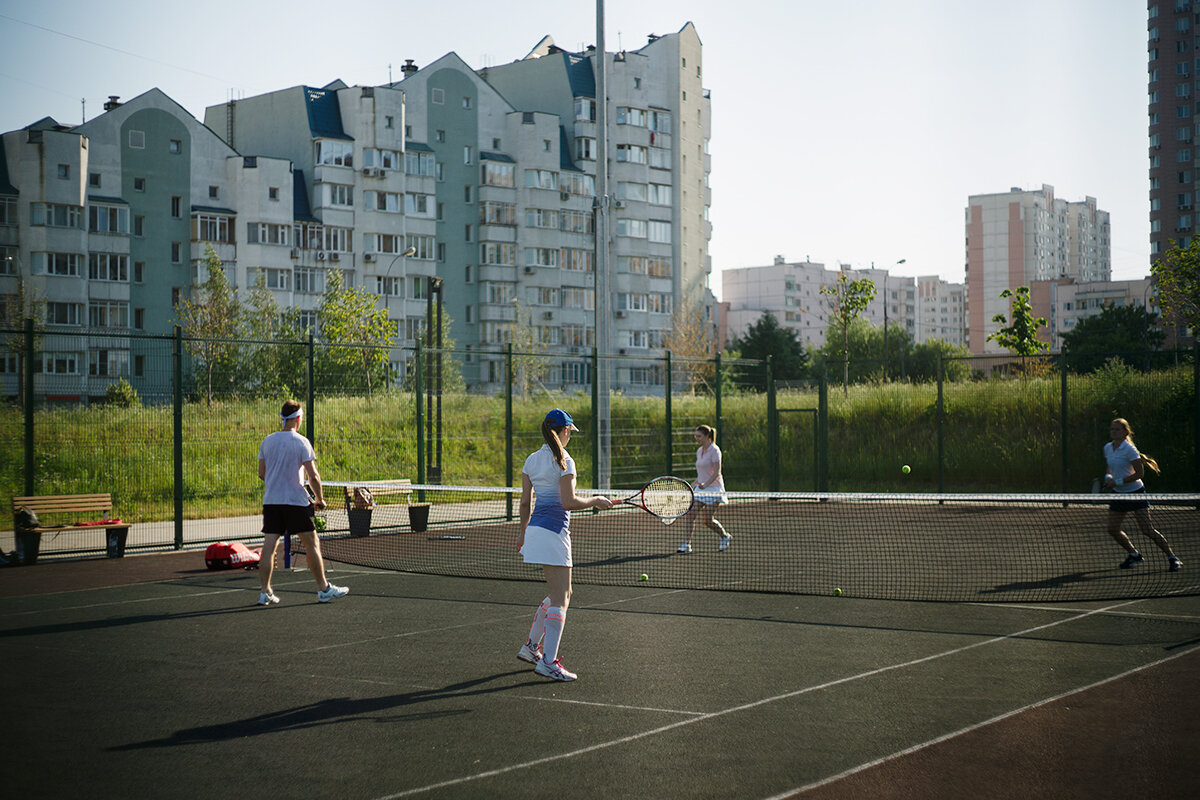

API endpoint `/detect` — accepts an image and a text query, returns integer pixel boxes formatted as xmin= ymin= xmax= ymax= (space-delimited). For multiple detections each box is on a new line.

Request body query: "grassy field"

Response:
xmin=1 ymin=359 xmax=1195 ymax=523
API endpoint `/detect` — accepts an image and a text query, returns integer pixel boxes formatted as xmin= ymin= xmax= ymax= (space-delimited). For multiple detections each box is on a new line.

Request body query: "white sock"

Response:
xmin=542 ymin=606 xmax=566 ymax=663
xmin=527 ymin=596 xmax=550 ymax=645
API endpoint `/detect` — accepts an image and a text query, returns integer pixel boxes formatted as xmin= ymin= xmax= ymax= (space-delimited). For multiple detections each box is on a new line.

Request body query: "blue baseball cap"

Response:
xmin=545 ymin=408 xmax=579 ymax=431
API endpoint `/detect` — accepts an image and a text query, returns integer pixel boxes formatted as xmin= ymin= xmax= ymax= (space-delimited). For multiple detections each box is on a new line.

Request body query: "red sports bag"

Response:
xmin=204 ymin=542 xmax=261 ymax=570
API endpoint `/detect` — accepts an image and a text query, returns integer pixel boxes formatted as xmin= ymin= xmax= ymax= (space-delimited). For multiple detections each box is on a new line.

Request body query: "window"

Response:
xmin=436 ymin=130 xmax=446 ymax=143
xmin=365 ymin=191 xmax=401 ymax=212
xmin=387 ymin=116 xmax=395 ymax=129
xmin=561 ymin=248 xmax=593 ymax=272
xmin=464 ymin=184 xmax=473 ymax=203
xmin=562 ymin=173 xmax=595 ymax=196
xmin=575 ymin=137 xmax=596 ymax=160
xmin=89 ymin=349 xmax=130 ymax=377
xmin=405 ymin=150 xmax=435 ymax=176
xmin=89 ymin=300 xmax=129 ymax=328
xmin=128 ymin=130 xmax=145 ymax=149
xmin=617 ymin=218 xmax=647 ymax=238
xmin=32 ymin=252 xmax=82 ymax=276
xmin=268 ymin=187 xmax=280 ymax=201
xmin=248 ymin=267 xmax=291 ymax=290
xmin=314 ymin=139 xmax=354 ymax=167
xmin=574 ymin=97 xmax=596 ymax=122
xmin=296 ymin=268 xmax=324 ymax=294
xmin=562 ymin=287 xmax=594 ymax=310
xmin=171 ymin=196 xmax=182 ymax=218
xmin=171 ymin=242 xmax=183 ymax=263
xmin=462 ymin=96 xmax=472 ymax=109
xmin=616 ymin=107 xmax=646 ymax=126
xmin=618 ymin=181 xmax=647 ymax=202
xmin=616 ymin=144 xmax=647 ymax=163
xmin=480 ymin=242 xmax=515 ymax=266
xmin=363 ymin=148 xmax=401 ymax=170
xmin=405 ymin=234 xmax=435 ymax=260
xmin=464 ymin=224 xmax=472 ymax=242
xmin=524 ymin=170 xmax=558 ymax=190
xmin=648 ymin=220 xmax=672 ymax=243
xmin=88 ymin=253 xmax=129 ymax=282
xmin=134 ymin=262 xmax=144 ymax=283
xmin=169 ymin=139 xmax=182 ymax=154
xmin=525 ymin=208 xmax=559 ymax=229
xmin=560 ymin=210 xmax=591 ymax=234
xmin=432 ymin=88 xmax=444 ymax=104
xmin=30 ymin=203 xmax=82 ymax=228
xmin=247 ymin=223 xmax=290 ymax=245
xmin=39 ymin=352 xmax=79 ymax=374
xmin=480 ymin=201 xmax=516 ymax=226
xmin=88 ymin=172 xmax=101 ymax=187
xmin=45 ymin=302 xmax=82 ymax=325
xmin=463 ymin=146 xmax=473 ymax=165
xmin=648 ymin=183 xmax=672 ymax=205
xmin=482 ymin=161 xmax=515 ymax=186
xmin=134 ymin=308 xmax=145 ymax=330
xmin=193 ymin=214 xmax=233 ymax=243
xmin=525 ymin=247 xmax=559 ymax=268
xmin=133 ymin=177 xmax=145 ymax=192
xmin=320 ymin=183 xmax=354 ymax=207
xmin=406 ymin=193 xmax=434 ymax=216
xmin=209 ymin=185 xmax=219 ymax=199
xmin=89 ymin=204 xmax=130 ymax=234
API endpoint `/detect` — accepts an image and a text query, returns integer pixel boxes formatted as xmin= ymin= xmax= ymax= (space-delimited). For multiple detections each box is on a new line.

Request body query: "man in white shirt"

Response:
xmin=256 ymin=400 xmax=349 ymax=605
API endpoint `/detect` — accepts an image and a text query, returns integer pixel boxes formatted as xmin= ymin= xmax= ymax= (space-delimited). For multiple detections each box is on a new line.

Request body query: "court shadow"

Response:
xmin=979 ymin=570 xmax=1104 ymax=595
xmin=574 ymin=552 xmax=674 ymax=568
xmin=0 ymin=605 xmax=259 ymax=638
xmin=110 ymin=670 xmax=534 ymax=750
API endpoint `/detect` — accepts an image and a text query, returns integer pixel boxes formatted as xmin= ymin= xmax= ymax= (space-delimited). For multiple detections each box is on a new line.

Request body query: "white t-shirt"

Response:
xmin=258 ymin=430 xmax=317 ymax=506
xmin=695 ymin=443 xmax=725 ymax=493
xmin=523 ymin=444 xmax=576 ymax=532
xmin=1104 ymin=439 xmax=1144 ymax=494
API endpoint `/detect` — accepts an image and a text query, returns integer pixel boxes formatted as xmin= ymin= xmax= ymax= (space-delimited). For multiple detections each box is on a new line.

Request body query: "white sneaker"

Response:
xmin=317 ymin=583 xmax=349 ymax=603
xmin=257 ymin=591 xmax=280 ymax=606
xmin=677 ymin=542 xmax=692 ymax=553
xmin=718 ymin=535 xmax=732 ymax=552
xmin=534 ymin=657 xmax=577 ymax=681
xmin=517 ymin=640 xmax=543 ymax=664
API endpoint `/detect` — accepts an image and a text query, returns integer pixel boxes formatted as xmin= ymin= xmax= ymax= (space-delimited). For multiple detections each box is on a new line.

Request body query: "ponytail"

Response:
xmin=542 ymin=418 xmax=567 ymax=470
xmin=1114 ymin=418 xmax=1162 ymax=475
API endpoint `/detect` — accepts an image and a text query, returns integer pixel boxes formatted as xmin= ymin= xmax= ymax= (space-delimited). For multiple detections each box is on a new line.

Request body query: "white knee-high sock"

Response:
xmin=527 ymin=596 xmax=550 ymax=644
xmin=543 ymin=606 xmax=567 ymax=663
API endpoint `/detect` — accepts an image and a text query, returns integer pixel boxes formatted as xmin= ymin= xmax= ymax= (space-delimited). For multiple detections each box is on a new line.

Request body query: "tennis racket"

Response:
xmin=615 ymin=476 xmax=694 ymax=522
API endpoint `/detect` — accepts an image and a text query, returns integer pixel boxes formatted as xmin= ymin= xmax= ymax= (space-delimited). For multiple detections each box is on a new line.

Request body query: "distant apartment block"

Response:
xmin=965 ymin=185 xmax=1110 ymax=354
xmin=1030 ymin=277 xmax=1157 ymax=350
xmin=1147 ymin=1 xmax=1196 ymax=262
xmin=722 ymin=256 xmax=965 ymax=351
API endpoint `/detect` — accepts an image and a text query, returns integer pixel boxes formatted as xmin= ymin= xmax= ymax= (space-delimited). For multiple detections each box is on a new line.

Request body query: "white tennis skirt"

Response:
xmin=694 ymin=490 xmax=729 ymax=506
xmin=521 ymin=524 xmax=572 ymax=567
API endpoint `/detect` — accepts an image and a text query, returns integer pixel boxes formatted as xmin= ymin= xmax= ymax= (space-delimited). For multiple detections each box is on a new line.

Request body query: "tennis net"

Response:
xmin=309 ymin=481 xmax=1200 ymax=603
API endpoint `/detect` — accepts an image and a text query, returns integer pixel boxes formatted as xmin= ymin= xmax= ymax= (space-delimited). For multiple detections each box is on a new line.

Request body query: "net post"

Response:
xmin=173 ymin=325 xmax=183 ymax=550
xmin=1194 ymin=339 xmax=1199 ymax=491
xmin=664 ymin=350 xmax=673 ymax=476
xmin=505 ymin=342 xmax=513 ymax=521
xmin=414 ymin=337 xmax=425 ymax=502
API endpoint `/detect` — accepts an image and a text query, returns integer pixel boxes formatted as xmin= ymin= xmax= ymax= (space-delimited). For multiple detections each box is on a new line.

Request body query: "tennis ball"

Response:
xmin=902 ymin=465 xmax=911 ymax=474
xmin=640 ymin=573 xmax=649 ymax=581
xmin=833 ymin=587 xmax=842 ymax=596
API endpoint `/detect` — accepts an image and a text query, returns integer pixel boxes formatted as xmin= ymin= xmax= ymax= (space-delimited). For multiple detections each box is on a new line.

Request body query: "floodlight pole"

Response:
xmin=593 ymin=0 xmax=612 ymax=490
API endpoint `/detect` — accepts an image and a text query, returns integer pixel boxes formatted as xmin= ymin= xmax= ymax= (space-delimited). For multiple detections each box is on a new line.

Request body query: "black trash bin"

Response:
xmin=408 ymin=503 xmax=431 ymax=533
xmin=15 ymin=529 xmax=40 ymax=566
xmin=106 ymin=528 xmax=128 ymax=558
xmin=347 ymin=508 xmax=373 ymax=538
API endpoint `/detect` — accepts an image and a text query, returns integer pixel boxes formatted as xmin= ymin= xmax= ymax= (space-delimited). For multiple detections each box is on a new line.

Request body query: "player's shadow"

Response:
xmin=980 ymin=569 xmax=1108 ymax=595
xmin=110 ymin=670 xmax=534 ymax=750
xmin=0 ymin=605 xmax=258 ymax=638
xmin=574 ymin=552 xmax=674 ymax=568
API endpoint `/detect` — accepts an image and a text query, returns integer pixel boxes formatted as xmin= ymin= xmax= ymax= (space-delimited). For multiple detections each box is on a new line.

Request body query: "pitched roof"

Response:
xmin=304 ymin=87 xmax=352 ymax=141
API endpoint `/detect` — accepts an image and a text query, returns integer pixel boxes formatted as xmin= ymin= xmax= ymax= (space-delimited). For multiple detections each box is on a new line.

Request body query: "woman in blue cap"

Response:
xmin=516 ymin=408 xmax=613 ymax=681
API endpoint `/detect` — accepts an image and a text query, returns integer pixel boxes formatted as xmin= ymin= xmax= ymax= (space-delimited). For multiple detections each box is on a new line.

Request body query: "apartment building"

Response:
xmin=965 ymin=185 xmax=1110 ymax=354
xmin=1148 ymin=1 xmax=1199 ymax=261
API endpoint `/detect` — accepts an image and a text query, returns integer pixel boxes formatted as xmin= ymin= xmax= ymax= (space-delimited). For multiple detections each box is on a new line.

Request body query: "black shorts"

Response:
xmin=1109 ymin=489 xmax=1150 ymax=513
xmin=262 ymin=504 xmax=316 ymax=535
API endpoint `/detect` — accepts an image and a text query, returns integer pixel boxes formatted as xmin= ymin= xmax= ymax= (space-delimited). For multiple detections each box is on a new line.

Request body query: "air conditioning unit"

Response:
xmin=329 ymin=252 xmax=340 ymax=261
xmin=362 ymin=167 xmax=372 ymax=176
xmin=542 ymin=311 xmax=554 ymax=320
xmin=614 ymin=200 xmax=625 ymax=209
xmin=615 ymin=309 xmax=626 ymax=318
xmin=376 ymin=168 xmax=386 ymax=177
xmin=364 ymin=253 xmax=376 ymax=262
xmin=523 ymin=265 xmax=535 ymax=274
xmin=316 ymin=251 xmax=327 ymax=260
xmin=560 ymin=191 xmax=570 ymax=201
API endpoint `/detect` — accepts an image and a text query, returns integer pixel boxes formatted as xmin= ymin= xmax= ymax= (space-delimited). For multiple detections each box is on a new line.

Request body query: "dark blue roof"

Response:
xmin=191 ymin=205 xmax=237 ymax=215
xmin=406 ymin=141 xmax=434 ymax=153
xmin=0 ymin=136 xmax=18 ymax=195
xmin=480 ymin=151 xmax=515 ymax=163
xmin=305 ymin=87 xmax=352 ymax=141
xmin=88 ymin=195 xmax=127 ymax=204
xmin=564 ymin=52 xmax=596 ymax=98
xmin=292 ymin=169 xmax=318 ymax=222
xmin=558 ymin=127 xmax=581 ymax=172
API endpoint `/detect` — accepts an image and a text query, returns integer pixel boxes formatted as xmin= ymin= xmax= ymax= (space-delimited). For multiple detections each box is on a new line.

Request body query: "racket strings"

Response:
xmin=642 ymin=477 xmax=693 ymax=518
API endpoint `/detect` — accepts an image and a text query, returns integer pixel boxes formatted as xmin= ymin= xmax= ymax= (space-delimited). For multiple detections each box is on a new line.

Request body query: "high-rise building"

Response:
xmin=1148 ymin=1 xmax=1195 ymax=262
xmin=965 ymin=185 xmax=1110 ymax=353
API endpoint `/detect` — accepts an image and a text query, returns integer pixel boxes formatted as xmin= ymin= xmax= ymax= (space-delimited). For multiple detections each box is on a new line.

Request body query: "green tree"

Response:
xmin=819 ymin=272 xmax=876 ymax=393
xmin=729 ymin=311 xmax=809 ymax=389
xmin=661 ymin=303 xmax=717 ymax=393
xmin=507 ymin=298 xmax=551 ymax=396
xmin=1151 ymin=237 xmax=1200 ymax=332
xmin=907 ymin=339 xmax=972 ymax=383
xmin=0 ymin=276 xmax=44 ymax=408
xmin=1061 ymin=302 xmax=1165 ymax=373
xmin=987 ymin=286 xmax=1048 ymax=375
xmin=243 ymin=272 xmax=306 ymax=396
xmin=175 ymin=245 xmax=243 ymax=405
xmin=317 ymin=269 xmax=396 ymax=398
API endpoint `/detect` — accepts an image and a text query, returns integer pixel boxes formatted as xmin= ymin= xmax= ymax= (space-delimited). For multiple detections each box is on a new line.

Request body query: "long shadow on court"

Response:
xmin=0 ymin=605 xmax=258 ymax=638
xmin=109 ymin=670 xmax=535 ymax=750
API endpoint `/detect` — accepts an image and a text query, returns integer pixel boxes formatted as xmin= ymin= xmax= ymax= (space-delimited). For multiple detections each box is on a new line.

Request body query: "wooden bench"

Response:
xmin=11 ymin=494 xmax=132 ymax=562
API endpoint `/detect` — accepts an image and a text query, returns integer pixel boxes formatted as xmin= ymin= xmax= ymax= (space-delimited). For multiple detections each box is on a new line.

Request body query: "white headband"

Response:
xmin=281 ymin=409 xmax=302 ymax=420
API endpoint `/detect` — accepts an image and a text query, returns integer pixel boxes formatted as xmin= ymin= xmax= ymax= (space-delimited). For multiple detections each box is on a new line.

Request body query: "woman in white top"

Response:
xmin=677 ymin=424 xmax=731 ymax=554
xmin=1104 ymin=417 xmax=1181 ymax=571
xmin=516 ymin=409 xmax=613 ymax=681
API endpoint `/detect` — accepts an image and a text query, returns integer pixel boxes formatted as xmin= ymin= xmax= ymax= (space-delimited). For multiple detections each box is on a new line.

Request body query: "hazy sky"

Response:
xmin=0 ymin=0 xmax=1147 ymax=296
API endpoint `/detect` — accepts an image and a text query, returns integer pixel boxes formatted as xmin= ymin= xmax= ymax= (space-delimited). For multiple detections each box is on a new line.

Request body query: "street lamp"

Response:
xmin=382 ymin=246 xmax=417 ymax=383
xmin=883 ymin=258 xmax=905 ymax=379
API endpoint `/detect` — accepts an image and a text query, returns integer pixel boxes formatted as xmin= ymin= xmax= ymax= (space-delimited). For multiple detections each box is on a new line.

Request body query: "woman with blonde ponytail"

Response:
xmin=1103 ymin=418 xmax=1181 ymax=571
xmin=515 ymin=409 xmax=613 ymax=681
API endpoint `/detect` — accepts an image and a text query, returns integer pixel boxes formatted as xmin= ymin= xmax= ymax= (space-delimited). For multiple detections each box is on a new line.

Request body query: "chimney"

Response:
xmin=103 ymin=95 xmax=121 ymax=111
xmin=401 ymin=59 xmax=418 ymax=76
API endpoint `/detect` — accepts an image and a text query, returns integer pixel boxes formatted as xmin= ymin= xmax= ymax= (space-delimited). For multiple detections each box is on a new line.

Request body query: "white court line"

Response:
xmin=766 ymin=642 xmax=1200 ymax=799
xmin=369 ymin=599 xmax=1149 ymax=800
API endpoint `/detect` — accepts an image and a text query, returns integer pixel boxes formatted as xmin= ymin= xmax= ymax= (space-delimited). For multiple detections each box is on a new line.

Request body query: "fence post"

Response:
xmin=1194 ymin=340 xmax=1199 ymax=491
xmin=664 ymin=350 xmax=672 ymax=476
xmin=414 ymin=338 xmax=425 ymax=501
xmin=936 ymin=354 xmax=945 ymax=493
xmin=505 ymin=342 xmax=513 ymax=520
xmin=591 ymin=346 xmax=599 ymax=489
xmin=173 ymin=325 xmax=184 ymax=549
xmin=1060 ymin=353 xmax=1069 ymax=493
xmin=23 ymin=317 xmax=34 ymax=496
xmin=818 ymin=362 xmax=828 ymax=492
xmin=767 ymin=355 xmax=778 ymax=492
xmin=306 ymin=332 xmax=315 ymax=444
xmin=714 ymin=352 xmax=722 ymax=449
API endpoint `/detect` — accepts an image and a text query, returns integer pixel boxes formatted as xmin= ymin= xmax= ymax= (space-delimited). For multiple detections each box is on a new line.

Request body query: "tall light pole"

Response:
xmin=882 ymin=258 xmax=905 ymax=379
xmin=382 ymin=245 xmax=416 ymax=384
xmin=593 ymin=0 xmax=612 ymax=490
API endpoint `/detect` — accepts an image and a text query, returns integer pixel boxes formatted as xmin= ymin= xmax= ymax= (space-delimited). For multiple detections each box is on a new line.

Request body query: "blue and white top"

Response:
xmin=1104 ymin=439 xmax=1144 ymax=493
xmin=522 ymin=444 xmax=576 ymax=533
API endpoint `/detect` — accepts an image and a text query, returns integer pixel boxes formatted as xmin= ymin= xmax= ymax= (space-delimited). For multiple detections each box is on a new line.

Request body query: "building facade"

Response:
xmin=965 ymin=185 xmax=1110 ymax=354
xmin=1148 ymin=1 xmax=1197 ymax=262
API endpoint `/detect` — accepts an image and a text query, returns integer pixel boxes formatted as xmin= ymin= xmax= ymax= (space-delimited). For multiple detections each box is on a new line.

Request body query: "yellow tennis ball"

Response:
xmin=902 ymin=465 xmax=911 ymax=474
xmin=640 ymin=573 xmax=649 ymax=581
xmin=833 ymin=587 xmax=842 ymax=596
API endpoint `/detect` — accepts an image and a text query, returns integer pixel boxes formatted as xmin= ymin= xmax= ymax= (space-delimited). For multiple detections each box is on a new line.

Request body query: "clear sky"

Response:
xmin=0 ymin=0 xmax=1148 ymax=297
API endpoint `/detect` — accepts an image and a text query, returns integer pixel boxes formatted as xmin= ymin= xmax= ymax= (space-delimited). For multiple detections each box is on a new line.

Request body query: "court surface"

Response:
xmin=2 ymin=551 xmax=1198 ymax=799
